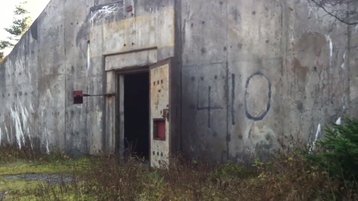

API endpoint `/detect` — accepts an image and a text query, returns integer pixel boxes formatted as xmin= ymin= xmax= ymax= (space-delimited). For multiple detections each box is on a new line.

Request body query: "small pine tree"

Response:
xmin=0 ymin=1 xmax=30 ymax=56
xmin=312 ymin=118 xmax=358 ymax=181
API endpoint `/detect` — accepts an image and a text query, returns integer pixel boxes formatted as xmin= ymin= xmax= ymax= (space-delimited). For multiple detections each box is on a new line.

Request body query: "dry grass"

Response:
xmin=0 ymin=145 xmax=357 ymax=201
xmin=78 ymin=153 xmax=357 ymax=201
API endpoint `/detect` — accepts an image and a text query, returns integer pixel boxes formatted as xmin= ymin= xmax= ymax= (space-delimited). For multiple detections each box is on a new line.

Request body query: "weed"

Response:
xmin=0 ymin=140 xmax=357 ymax=200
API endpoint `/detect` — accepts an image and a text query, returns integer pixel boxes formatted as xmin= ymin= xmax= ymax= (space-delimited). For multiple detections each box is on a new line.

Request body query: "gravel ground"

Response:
xmin=4 ymin=173 xmax=74 ymax=185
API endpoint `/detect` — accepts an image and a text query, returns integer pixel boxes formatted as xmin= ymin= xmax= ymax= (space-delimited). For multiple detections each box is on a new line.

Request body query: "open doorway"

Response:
xmin=123 ymin=71 xmax=150 ymax=160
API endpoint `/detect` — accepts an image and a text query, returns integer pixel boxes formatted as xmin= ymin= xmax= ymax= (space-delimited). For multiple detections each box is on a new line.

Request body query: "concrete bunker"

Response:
xmin=0 ymin=0 xmax=356 ymax=168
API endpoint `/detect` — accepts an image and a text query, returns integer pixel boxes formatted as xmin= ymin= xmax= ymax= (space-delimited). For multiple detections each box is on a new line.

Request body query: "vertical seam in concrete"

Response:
xmin=225 ymin=1 xmax=230 ymax=161
xmin=346 ymin=2 xmax=351 ymax=113
xmin=174 ymin=0 xmax=183 ymax=152
xmin=37 ymin=14 xmax=41 ymax=151
xmin=114 ymin=73 xmax=118 ymax=155
xmin=280 ymin=0 xmax=288 ymax=139
xmin=225 ymin=61 xmax=230 ymax=161
xmin=231 ymin=73 xmax=235 ymax=125
xmin=208 ymin=86 xmax=211 ymax=128
xmin=102 ymin=55 xmax=107 ymax=152
xmin=63 ymin=0 xmax=67 ymax=152
xmin=85 ymin=76 xmax=89 ymax=153
xmin=100 ymin=0 xmax=107 ymax=152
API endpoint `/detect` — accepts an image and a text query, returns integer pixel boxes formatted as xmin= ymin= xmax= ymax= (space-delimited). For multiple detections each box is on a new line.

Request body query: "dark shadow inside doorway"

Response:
xmin=123 ymin=72 xmax=150 ymax=160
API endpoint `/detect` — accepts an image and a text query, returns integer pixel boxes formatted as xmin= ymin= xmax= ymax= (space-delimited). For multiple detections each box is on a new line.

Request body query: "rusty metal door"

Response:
xmin=150 ymin=61 xmax=170 ymax=168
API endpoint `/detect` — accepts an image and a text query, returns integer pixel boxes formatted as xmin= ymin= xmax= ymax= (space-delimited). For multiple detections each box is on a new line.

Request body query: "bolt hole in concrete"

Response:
xmin=124 ymin=72 xmax=150 ymax=160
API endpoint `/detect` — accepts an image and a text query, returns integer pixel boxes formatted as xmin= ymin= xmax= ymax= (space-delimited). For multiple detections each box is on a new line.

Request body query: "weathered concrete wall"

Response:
xmin=179 ymin=0 xmax=356 ymax=163
xmin=0 ymin=0 xmax=356 ymax=163
xmin=0 ymin=0 xmax=175 ymax=155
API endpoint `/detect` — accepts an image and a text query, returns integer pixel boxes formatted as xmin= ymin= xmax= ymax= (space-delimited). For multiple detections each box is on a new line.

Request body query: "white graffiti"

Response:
xmin=89 ymin=3 xmax=122 ymax=24
xmin=325 ymin=35 xmax=333 ymax=67
xmin=87 ymin=42 xmax=91 ymax=73
xmin=5 ymin=126 xmax=10 ymax=144
xmin=341 ymin=51 xmax=346 ymax=69
xmin=310 ymin=123 xmax=321 ymax=152
xmin=307 ymin=4 xmax=318 ymax=20
xmin=11 ymin=106 xmax=25 ymax=149
xmin=7 ymin=101 xmax=34 ymax=149
xmin=38 ymin=89 xmax=54 ymax=154
xmin=335 ymin=117 xmax=342 ymax=125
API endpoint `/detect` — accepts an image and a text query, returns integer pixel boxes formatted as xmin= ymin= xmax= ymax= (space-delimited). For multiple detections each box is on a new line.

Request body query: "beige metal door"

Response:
xmin=150 ymin=61 xmax=170 ymax=168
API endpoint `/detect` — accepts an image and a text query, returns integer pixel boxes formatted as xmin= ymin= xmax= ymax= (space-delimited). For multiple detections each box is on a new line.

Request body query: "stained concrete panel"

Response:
xmin=105 ymin=49 xmax=158 ymax=71
xmin=181 ymin=63 xmax=228 ymax=162
xmin=227 ymin=0 xmax=282 ymax=59
xmin=181 ymin=0 xmax=228 ymax=66
xmin=281 ymin=0 xmax=350 ymax=148
xmin=179 ymin=0 xmax=354 ymax=163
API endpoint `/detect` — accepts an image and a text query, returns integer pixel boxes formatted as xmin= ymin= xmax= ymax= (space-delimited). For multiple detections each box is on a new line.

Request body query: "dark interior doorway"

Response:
xmin=123 ymin=71 xmax=150 ymax=159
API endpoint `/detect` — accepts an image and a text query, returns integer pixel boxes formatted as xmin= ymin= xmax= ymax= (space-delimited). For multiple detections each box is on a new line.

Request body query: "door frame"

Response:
xmin=103 ymin=50 xmax=176 ymax=164
xmin=115 ymin=66 xmax=150 ymax=160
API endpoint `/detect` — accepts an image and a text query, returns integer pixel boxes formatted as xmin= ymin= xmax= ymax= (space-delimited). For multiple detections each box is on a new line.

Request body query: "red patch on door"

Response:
xmin=153 ymin=119 xmax=166 ymax=141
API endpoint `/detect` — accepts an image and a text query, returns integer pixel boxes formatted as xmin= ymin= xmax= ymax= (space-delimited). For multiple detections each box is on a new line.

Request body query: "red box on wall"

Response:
xmin=153 ymin=119 xmax=166 ymax=141
xmin=73 ymin=90 xmax=83 ymax=104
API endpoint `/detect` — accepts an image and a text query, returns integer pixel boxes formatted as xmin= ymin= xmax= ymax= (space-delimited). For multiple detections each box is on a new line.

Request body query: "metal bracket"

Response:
xmin=83 ymin=93 xmax=116 ymax=97
xmin=73 ymin=90 xmax=115 ymax=104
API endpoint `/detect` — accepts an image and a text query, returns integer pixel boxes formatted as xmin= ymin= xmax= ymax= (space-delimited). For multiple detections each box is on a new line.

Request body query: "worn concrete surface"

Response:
xmin=0 ymin=0 xmax=175 ymax=157
xmin=0 ymin=0 xmax=357 ymax=163
xmin=179 ymin=0 xmax=358 ymax=162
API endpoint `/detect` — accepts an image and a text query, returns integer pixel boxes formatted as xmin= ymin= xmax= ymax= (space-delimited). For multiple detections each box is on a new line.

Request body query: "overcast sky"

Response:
xmin=0 ymin=0 xmax=50 ymax=39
